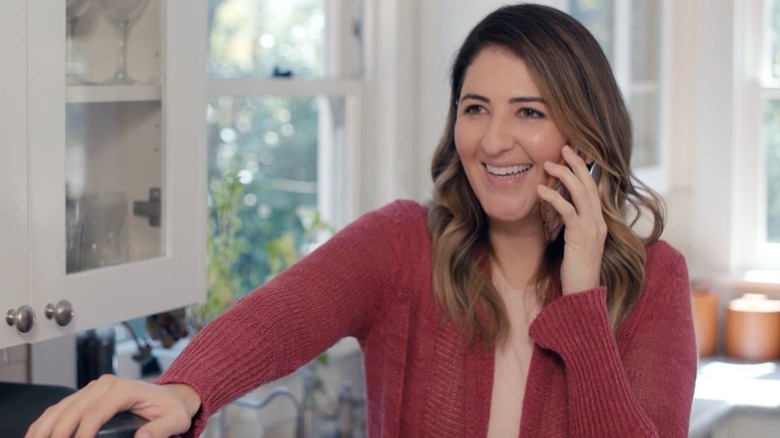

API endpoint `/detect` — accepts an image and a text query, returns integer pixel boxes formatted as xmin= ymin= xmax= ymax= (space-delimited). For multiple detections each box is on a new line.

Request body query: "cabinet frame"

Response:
xmin=0 ymin=0 xmax=208 ymax=348
xmin=0 ymin=0 xmax=31 ymax=348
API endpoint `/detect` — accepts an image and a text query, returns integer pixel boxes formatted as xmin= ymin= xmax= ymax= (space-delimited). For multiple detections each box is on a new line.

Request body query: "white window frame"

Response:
xmin=563 ymin=0 xmax=672 ymax=194
xmin=207 ymin=0 xmax=365 ymax=230
xmin=621 ymin=0 xmax=672 ymax=195
xmin=733 ymin=0 xmax=780 ymax=271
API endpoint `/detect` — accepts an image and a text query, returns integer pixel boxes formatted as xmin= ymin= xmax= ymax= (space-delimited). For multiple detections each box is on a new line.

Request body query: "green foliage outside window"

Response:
xmin=208 ymin=0 xmax=324 ymax=79
xmin=189 ymin=159 xmax=247 ymax=327
xmin=190 ymin=144 xmax=332 ymax=328
xmin=206 ymin=95 xmax=320 ymax=300
xmin=135 ymin=0 xmax=329 ymax=337
xmin=197 ymin=0 xmax=325 ymax=325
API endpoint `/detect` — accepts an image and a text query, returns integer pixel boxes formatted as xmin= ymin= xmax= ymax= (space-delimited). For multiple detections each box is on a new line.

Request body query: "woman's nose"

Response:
xmin=480 ymin=115 xmax=516 ymax=155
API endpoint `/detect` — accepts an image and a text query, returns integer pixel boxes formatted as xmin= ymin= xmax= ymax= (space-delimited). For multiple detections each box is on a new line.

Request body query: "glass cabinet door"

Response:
xmin=27 ymin=0 xmax=206 ymax=342
xmin=66 ymin=0 xmax=163 ymax=273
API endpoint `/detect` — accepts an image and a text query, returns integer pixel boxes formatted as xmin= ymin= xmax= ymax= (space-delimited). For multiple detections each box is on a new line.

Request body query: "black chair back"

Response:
xmin=0 ymin=382 xmax=151 ymax=438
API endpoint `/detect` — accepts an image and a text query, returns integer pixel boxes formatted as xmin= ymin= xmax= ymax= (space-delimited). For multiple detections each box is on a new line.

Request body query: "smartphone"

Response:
xmin=540 ymin=159 xmax=602 ymax=242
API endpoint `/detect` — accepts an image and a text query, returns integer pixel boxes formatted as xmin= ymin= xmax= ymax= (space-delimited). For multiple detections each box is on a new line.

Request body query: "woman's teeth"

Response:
xmin=485 ymin=164 xmax=531 ymax=177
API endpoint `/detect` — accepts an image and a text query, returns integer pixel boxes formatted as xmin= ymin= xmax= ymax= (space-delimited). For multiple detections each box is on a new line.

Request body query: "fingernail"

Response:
xmin=544 ymin=161 xmax=554 ymax=169
xmin=562 ymin=144 xmax=573 ymax=153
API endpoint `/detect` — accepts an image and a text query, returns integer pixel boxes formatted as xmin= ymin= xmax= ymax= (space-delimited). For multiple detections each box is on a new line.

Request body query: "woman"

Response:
xmin=28 ymin=4 xmax=696 ymax=438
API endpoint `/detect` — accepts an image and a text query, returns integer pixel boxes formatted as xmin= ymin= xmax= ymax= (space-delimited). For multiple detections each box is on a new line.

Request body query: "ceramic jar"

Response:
xmin=725 ymin=293 xmax=780 ymax=361
xmin=691 ymin=288 xmax=719 ymax=357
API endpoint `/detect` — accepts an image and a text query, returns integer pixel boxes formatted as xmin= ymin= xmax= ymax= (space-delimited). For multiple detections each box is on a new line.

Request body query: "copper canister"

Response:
xmin=691 ymin=289 xmax=718 ymax=357
xmin=725 ymin=294 xmax=780 ymax=361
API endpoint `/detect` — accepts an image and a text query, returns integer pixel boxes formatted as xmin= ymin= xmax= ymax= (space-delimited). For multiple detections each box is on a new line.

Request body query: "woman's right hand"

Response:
xmin=25 ymin=374 xmax=201 ymax=438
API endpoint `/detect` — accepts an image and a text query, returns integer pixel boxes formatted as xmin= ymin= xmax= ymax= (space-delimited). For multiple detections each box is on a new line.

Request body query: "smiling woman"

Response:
xmin=454 ymin=47 xmax=567 ymax=226
xmin=26 ymin=5 xmax=695 ymax=438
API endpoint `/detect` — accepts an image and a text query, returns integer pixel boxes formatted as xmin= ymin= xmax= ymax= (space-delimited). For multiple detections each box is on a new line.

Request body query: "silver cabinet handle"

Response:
xmin=5 ymin=305 xmax=35 ymax=333
xmin=45 ymin=300 xmax=74 ymax=327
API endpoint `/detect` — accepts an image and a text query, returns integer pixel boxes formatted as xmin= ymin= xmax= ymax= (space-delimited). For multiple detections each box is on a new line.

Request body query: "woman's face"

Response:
xmin=454 ymin=46 xmax=567 ymax=229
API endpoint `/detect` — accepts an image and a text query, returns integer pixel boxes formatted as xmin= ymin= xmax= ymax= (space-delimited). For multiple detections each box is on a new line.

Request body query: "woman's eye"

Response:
xmin=462 ymin=105 xmax=485 ymax=115
xmin=519 ymin=108 xmax=544 ymax=118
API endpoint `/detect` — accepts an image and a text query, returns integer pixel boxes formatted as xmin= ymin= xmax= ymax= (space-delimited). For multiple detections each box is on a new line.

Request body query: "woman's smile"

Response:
xmin=485 ymin=163 xmax=532 ymax=178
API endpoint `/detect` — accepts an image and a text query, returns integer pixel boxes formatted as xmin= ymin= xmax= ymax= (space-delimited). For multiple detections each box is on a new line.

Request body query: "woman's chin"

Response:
xmin=484 ymin=208 xmax=535 ymax=227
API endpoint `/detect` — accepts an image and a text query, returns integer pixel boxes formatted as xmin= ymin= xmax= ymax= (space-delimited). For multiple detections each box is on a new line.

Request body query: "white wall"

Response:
xmin=659 ymin=0 xmax=744 ymax=278
xmin=661 ymin=0 xmax=698 ymax=268
xmin=687 ymin=0 xmax=738 ymax=277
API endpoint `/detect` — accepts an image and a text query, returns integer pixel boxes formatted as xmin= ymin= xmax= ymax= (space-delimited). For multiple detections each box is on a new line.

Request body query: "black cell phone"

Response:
xmin=540 ymin=160 xmax=601 ymax=242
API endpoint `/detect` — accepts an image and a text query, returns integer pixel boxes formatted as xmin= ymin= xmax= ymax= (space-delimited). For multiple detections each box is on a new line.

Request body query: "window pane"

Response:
xmin=628 ymin=1 xmax=661 ymax=168
xmin=630 ymin=0 xmax=659 ymax=83
xmin=771 ymin=0 xmax=780 ymax=80
xmin=630 ymin=92 xmax=659 ymax=168
xmin=568 ymin=0 xmax=614 ymax=61
xmin=208 ymin=0 xmax=325 ymax=78
xmin=570 ymin=1 xmax=662 ymax=169
xmin=207 ymin=95 xmax=337 ymax=298
xmin=767 ymin=100 xmax=780 ymax=243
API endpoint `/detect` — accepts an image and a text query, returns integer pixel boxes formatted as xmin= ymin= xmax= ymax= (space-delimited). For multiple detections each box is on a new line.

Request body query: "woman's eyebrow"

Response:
xmin=459 ymin=93 xmax=490 ymax=104
xmin=509 ymin=96 xmax=546 ymax=104
xmin=459 ymin=93 xmax=546 ymax=105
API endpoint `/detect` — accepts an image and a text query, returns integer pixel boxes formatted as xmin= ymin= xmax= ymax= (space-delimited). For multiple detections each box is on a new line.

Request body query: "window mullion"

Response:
xmin=760 ymin=88 xmax=780 ymax=99
xmin=612 ymin=0 xmax=631 ymax=91
xmin=208 ymin=78 xmax=363 ymax=98
xmin=762 ymin=0 xmax=776 ymax=85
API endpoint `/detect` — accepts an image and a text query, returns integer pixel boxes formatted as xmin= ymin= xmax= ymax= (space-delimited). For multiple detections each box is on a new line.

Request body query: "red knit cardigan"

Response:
xmin=157 ymin=200 xmax=697 ymax=437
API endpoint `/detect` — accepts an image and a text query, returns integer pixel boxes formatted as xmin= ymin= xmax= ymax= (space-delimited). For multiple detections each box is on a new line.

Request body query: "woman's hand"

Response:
xmin=537 ymin=144 xmax=607 ymax=295
xmin=25 ymin=375 xmax=201 ymax=438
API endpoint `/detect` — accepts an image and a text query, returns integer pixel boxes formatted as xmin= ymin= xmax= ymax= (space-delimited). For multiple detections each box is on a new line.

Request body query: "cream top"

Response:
xmin=487 ymin=267 xmax=540 ymax=438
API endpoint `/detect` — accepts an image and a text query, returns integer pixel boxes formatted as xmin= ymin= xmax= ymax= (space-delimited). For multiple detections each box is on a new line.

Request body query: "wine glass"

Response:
xmin=66 ymin=0 xmax=92 ymax=85
xmin=79 ymin=192 xmax=129 ymax=270
xmin=97 ymin=0 xmax=149 ymax=85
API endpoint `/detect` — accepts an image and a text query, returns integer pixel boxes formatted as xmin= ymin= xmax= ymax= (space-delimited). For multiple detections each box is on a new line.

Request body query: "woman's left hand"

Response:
xmin=537 ymin=144 xmax=607 ymax=295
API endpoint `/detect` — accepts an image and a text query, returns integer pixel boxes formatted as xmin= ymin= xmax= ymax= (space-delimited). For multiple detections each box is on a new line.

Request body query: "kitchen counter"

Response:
xmin=689 ymin=358 xmax=780 ymax=437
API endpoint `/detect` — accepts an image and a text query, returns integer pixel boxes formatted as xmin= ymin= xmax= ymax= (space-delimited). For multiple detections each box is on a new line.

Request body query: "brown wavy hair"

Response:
xmin=427 ymin=4 xmax=665 ymax=347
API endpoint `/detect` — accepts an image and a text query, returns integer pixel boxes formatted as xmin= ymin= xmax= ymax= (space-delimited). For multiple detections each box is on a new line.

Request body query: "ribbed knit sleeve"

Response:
xmin=155 ymin=201 xmax=414 ymax=436
xmin=528 ymin=242 xmax=697 ymax=437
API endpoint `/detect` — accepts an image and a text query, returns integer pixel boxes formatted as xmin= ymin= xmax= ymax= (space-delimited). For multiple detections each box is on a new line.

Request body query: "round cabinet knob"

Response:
xmin=5 ymin=305 xmax=35 ymax=333
xmin=45 ymin=300 xmax=74 ymax=327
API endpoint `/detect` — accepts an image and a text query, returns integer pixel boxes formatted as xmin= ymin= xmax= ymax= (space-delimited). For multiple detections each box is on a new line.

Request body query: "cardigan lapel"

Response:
xmin=519 ymin=345 xmax=559 ymax=436
xmin=464 ymin=340 xmax=494 ymax=437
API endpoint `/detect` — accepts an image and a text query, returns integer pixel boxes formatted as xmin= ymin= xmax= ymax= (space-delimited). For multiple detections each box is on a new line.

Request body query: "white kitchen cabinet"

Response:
xmin=2 ymin=0 xmax=207 ymax=349
xmin=0 ymin=0 xmax=32 ymax=350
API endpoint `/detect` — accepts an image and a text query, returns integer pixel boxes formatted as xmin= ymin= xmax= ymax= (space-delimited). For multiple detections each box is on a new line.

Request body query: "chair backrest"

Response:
xmin=0 ymin=381 xmax=76 ymax=437
xmin=0 ymin=382 xmax=159 ymax=438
